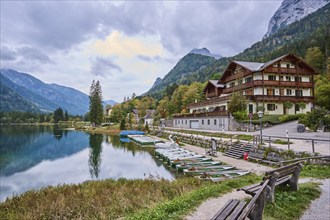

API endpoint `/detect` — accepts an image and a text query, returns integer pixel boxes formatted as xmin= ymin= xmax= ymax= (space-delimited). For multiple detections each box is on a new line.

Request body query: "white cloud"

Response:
xmin=0 ymin=1 xmax=282 ymax=101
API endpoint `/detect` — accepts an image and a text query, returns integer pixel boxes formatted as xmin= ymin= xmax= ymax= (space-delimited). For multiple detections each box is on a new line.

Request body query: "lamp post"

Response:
xmin=258 ymin=111 xmax=263 ymax=144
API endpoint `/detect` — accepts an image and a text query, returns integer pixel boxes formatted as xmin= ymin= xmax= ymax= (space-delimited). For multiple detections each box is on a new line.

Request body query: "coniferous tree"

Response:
xmin=64 ymin=111 xmax=69 ymax=121
xmin=89 ymin=80 xmax=104 ymax=126
xmin=53 ymin=107 xmax=64 ymax=123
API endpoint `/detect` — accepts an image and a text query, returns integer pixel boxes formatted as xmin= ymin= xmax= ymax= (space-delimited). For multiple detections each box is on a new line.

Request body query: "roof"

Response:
xmin=132 ymin=109 xmax=139 ymax=114
xmin=209 ymin=80 xmax=225 ymax=88
xmin=144 ymin=110 xmax=156 ymax=119
xmin=233 ymin=61 xmax=264 ymax=71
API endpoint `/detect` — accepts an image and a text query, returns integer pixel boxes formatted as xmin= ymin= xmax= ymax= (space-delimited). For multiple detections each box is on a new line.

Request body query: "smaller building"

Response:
xmin=132 ymin=109 xmax=155 ymax=125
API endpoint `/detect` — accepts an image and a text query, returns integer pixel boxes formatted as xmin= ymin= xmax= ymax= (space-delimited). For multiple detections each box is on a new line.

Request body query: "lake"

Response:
xmin=0 ymin=125 xmax=175 ymax=201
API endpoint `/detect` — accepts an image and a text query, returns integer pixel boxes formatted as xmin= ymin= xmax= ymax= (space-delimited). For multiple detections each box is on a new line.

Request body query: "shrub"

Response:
xmin=279 ymin=113 xmax=305 ymax=123
xmin=232 ymin=110 xmax=249 ymax=121
xmin=300 ymin=107 xmax=328 ymax=131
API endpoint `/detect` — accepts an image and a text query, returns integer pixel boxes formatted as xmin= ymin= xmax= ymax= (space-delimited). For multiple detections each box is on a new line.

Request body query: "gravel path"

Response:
xmin=300 ymin=179 xmax=330 ymax=220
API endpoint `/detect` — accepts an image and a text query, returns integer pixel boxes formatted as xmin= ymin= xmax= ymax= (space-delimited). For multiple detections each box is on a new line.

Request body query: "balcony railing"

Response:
xmin=265 ymin=67 xmax=312 ymax=75
xmin=188 ymin=96 xmax=230 ymax=108
xmin=222 ymin=80 xmax=313 ymax=94
xmin=224 ymin=70 xmax=251 ymax=82
xmin=247 ymin=95 xmax=314 ymax=102
xmin=173 ymin=110 xmax=229 ymax=118
xmin=206 ymin=92 xmax=217 ymax=98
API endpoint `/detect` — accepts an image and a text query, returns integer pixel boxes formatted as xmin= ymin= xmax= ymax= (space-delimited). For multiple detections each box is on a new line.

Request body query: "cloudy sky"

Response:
xmin=0 ymin=0 xmax=282 ymax=102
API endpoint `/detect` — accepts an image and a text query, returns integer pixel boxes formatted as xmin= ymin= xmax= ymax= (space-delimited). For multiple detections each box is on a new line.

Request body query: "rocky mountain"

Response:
xmin=0 ymin=69 xmax=90 ymax=115
xmin=144 ymin=53 xmax=216 ymax=98
xmin=190 ymin=48 xmax=222 ymax=59
xmin=264 ymin=0 xmax=329 ymax=38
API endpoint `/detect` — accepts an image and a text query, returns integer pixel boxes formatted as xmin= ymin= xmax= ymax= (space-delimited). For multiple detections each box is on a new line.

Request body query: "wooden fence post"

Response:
xmin=287 ymin=138 xmax=290 ymax=150
xmin=269 ymin=136 xmax=271 ymax=147
xmin=312 ymin=140 xmax=315 ymax=153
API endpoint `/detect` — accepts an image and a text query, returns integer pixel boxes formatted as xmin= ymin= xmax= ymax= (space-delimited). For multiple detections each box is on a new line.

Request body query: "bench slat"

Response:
xmin=216 ymin=200 xmax=240 ymax=220
xmin=265 ymin=162 xmax=301 ymax=176
xmin=237 ymin=179 xmax=270 ymax=220
xmin=227 ymin=201 xmax=247 ymax=220
xmin=275 ymin=176 xmax=291 ymax=186
xmin=211 ymin=199 xmax=239 ymax=220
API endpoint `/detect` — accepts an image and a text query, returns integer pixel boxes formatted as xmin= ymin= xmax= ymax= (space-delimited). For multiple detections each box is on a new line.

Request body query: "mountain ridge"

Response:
xmin=264 ymin=0 xmax=329 ymax=38
xmin=0 ymin=69 xmax=89 ymax=115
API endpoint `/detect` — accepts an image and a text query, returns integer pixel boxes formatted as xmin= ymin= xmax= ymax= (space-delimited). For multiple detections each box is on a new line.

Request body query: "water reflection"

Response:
xmin=0 ymin=126 xmax=175 ymax=201
xmin=88 ymin=134 xmax=103 ymax=178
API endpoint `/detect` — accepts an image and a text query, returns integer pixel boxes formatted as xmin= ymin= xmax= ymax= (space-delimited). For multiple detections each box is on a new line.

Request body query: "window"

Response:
xmin=295 ymin=104 xmax=300 ymax=112
xmin=267 ymin=104 xmax=276 ymax=111
xmin=279 ymin=76 xmax=283 ymax=81
xmin=286 ymin=76 xmax=291 ymax=82
xmin=181 ymin=120 xmax=183 ymax=124
xmin=267 ymin=88 xmax=275 ymax=96
xmin=178 ymin=120 xmax=180 ymax=124
xmin=185 ymin=120 xmax=187 ymax=124
xmin=286 ymin=64 xmax=290 ymax=68
xmin=207 ymin=120 xmax=210 ymax=125
xmin=175 ymin=120 xmax=177 ymax=125
xmin=230 ymin=82 xmax=235 ymax=87
xmin=296 ymin=90 xmax=303 ymax=96
xmin=202 ymin=120 xmax=204 ymax=125
xmin=268 ymin=75 xmax=276 ymax=81
xmin=295 ymin=77 xmax=302 ymax=82
xmin=238 ymin=80 xmax=243 ymax=85
xmin=286 ymin=89 xmax=292 ymax=95
xmin=214 ymin=119 xmax=217 ymax=125
xmin=245 ymin=77 xmax=252 ymax=83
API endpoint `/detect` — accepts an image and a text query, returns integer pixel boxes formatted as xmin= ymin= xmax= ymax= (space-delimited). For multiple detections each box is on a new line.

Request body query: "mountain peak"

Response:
xmin=264 ymin=0 xmax=329 ymax=38
xmin=189 ymin=48 xmax=222 ymax=59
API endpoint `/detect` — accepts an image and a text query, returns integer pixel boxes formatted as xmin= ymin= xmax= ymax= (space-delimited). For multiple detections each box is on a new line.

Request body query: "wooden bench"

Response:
xmin=211 ymin=179 xmax=270 ymax=220
xmin=238 ymin=162 xmax=303 ymax=203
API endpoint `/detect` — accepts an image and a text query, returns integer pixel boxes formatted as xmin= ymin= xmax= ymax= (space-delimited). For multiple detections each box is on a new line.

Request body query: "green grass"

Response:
xmin=301 ymin=164 xmax=330 ymax=179
xmin=0 ymin=175 xmax=260 ymax=220
xmin=273 ymin=139 xmax=294 ymax=145
xmin=264 ymin=182 xmax=321 ymax=220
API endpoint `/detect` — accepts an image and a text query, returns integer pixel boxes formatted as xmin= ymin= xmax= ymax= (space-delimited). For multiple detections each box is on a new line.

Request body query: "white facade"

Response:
xmin=173 ymin=117 xmax=229 ymax=131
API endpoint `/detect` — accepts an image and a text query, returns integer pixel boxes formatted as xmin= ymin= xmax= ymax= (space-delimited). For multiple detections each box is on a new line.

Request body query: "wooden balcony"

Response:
xmin=223 ymin=70 xmax=251 ymax=82
xmin=247 ymin=95 xmax=314 ymax=102
xmin=173 ymin=110 xmax=229 ymax=118
xmin=253 ymin=80 xmax=313 ymax=87
xmin=265 ymin=67 xmax=312 ymax=75
xmin=206 ymin=92 xmax=217 ymax=98
xmin=222 ymin=80 xmax=313 ymax=93
xmin=188 ymin=96 xmax=230 ymax=108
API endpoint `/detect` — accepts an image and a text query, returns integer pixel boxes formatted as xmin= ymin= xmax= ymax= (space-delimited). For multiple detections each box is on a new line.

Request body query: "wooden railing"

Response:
xmin=249 ymin=95 xmax=314 ymax=102
xmin=173 ymin=110 xmax=229 ymax=118
xmin=265 ymin=67 xmax=312 ymax=75
xmin=222 ymin=80 xmax=313 ymax=94
xmin=188 ymin=96 xmax=230 ymax=108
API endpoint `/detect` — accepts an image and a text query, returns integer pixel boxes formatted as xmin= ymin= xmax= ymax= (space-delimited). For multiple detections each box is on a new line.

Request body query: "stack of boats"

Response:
xmin=155 ymin=147 xmax=250 ymax=182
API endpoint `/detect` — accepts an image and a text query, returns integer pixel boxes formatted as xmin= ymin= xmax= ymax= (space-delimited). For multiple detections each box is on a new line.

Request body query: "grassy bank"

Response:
xmin=264 ymin=182 xmax=321 ymax=220
xmin=0 ymin=175 xmax=260 ymax=219
xmin=75 ymin=125 xmax=120 ymax=134
xmin=300 ymin=164 xmax=330 ymax=179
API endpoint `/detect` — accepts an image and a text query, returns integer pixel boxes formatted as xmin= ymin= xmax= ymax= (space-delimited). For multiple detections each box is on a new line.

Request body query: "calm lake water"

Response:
xmin=0 ymin=125 xmax=175 ymax=201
